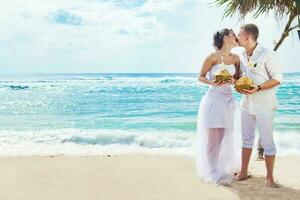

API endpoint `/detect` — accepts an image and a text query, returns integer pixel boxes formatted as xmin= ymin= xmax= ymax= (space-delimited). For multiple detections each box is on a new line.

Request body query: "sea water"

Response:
xmin=0 ymin=73 xmax=299 ymax=156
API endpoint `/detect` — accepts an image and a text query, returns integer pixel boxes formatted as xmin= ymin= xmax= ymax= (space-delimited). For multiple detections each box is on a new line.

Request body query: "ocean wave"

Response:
xmin=6 ymin=85 xmax=30 ymax=90
xmin=0 ymin=129 xmax=194 ymax=156
xmin=159 ymin=79 xmax=181 ymax=84
xmin=62 ymin=132 xmax=191 ymax=148
xmin=0 ymin=129 xmax=299 ymax=156
xmin=0 ymin=73 xmax=298 ymax=85
xmin=0 ymin=75 xmax=197 ymax=84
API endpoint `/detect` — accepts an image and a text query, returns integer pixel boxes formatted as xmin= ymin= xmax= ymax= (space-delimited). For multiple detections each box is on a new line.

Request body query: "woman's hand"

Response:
xmin=211 ymin=80 xmax=226 ymax=86
xmin=227 ymin=77 xmax=236 ymax=85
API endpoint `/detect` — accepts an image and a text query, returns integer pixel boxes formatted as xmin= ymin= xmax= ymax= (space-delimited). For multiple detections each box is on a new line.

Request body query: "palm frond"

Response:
xmin=214 ymin=0 xmax=298 ymax=19
xmin=213 ymin=0 xmax=300 ymax=51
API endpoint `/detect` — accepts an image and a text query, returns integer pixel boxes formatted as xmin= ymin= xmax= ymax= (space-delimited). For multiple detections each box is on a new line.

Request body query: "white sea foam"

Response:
xmin=0 ymin=129 xmax=195 ymax=157
xmin=0 ymin=129 xmax=299 ymax=157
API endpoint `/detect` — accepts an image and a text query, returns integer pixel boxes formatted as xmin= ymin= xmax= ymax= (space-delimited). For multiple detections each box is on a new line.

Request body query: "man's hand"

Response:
xmin=241 ymin=85 xmax=258 ymax=95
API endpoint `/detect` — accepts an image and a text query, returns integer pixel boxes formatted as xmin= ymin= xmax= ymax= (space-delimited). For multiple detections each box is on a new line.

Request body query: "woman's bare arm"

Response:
xmin=198 ymin=54 xmax=217 ymax=85
xmin=198 ymin=54 xmax=226 ymax=86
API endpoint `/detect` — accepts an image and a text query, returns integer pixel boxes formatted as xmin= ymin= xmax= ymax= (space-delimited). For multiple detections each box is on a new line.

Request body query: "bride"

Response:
xmin=196 ymin=28 xmax=241 ymax=185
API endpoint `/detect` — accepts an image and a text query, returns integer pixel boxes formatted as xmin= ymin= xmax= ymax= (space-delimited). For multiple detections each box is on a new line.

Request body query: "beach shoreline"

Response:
xmin=0 ymin=154 xmax=299 ymax=200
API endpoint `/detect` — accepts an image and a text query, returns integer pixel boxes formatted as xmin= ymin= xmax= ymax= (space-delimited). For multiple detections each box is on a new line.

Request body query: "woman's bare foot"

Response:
xmin=234 ymin=173 xmax=251 ymax=181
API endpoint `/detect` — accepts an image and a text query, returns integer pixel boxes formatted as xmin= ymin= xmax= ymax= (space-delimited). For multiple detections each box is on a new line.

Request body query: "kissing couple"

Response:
xmin=196 ymin=23 xmax=282 ymax=188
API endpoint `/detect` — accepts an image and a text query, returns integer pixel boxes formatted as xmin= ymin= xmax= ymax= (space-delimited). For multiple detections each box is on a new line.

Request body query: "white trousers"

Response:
xmin=241 ymin=110 xmax=276 ymax=155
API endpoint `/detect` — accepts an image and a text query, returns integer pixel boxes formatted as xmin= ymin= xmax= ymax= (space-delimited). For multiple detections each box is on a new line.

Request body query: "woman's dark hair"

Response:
xmin=213 ymin=28 xmax=232 ymax=50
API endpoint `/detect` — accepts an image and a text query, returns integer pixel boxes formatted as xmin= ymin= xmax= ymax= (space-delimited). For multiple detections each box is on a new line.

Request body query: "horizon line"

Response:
xmin=1 ymin=72 xmax=300 ymax=75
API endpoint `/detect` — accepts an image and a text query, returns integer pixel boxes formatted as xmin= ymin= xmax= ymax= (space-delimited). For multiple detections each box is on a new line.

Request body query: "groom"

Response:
xmin=235 ymin=23 xmax=283 ymax=188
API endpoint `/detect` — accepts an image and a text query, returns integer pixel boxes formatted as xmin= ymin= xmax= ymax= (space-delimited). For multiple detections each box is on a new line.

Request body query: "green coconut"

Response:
xmin=235 ymin=76 xmax=255 ymax=92
xmin=214 ymin=69 xmax=232 ymax=83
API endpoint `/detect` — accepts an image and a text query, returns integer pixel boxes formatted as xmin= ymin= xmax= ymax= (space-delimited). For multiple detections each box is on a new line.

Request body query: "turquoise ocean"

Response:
xmin=0 ymin=73 xmax=299 ymax=156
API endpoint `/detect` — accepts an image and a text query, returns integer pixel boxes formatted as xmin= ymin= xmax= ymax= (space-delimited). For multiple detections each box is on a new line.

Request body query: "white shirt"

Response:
xmin=239 ymin=44 xmax=283 ymax=114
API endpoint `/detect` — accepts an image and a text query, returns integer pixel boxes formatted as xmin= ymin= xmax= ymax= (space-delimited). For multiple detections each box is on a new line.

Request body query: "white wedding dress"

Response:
xmin=196 ymin=58 xmax=241 ymax=184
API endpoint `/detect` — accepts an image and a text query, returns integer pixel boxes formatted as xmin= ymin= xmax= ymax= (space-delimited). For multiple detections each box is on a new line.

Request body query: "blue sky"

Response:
xmin=1 ymin=0 xmax=299 ymax=73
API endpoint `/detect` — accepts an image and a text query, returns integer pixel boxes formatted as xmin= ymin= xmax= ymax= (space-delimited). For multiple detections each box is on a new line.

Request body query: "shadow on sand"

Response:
xmin=227 ymin=176 xmax=300 ymax=200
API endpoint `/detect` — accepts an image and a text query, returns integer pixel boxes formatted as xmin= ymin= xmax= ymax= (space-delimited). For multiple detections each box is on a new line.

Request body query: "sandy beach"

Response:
xmin=0 ymin=155 xmax=299 ymax=200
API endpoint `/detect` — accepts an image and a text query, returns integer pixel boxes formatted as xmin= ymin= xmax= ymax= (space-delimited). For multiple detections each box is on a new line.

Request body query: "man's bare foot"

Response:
xmin=234 ymin=173 xmax=251 ymax=181
xmin=266 ymin=179 xmax=279 ymax=188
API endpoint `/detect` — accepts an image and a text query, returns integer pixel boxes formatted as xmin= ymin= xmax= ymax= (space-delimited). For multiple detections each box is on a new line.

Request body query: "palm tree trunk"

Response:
xmin=274 ymin=11 xmax=298 ymax=51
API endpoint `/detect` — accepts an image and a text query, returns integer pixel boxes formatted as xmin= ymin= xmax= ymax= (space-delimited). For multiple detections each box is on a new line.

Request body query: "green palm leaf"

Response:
xmin=213 ymin=0 xmax=300 ymax=50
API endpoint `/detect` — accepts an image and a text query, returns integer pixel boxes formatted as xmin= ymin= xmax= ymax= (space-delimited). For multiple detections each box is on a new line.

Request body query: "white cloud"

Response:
xmin=0 ymin=0 xmax=299 ymax=73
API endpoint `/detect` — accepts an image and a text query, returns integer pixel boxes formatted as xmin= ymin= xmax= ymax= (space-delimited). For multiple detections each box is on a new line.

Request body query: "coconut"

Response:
xmin=235 ymin=76 xmax=255 ymax=92
xmin=214 ymin=68 xmax=232 ymax=83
